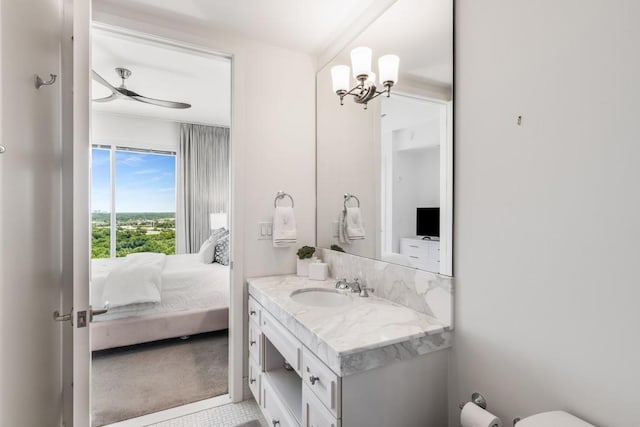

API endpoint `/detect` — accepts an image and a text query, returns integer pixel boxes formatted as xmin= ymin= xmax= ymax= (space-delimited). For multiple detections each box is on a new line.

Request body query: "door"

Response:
xmin=67 ymin=0 xmax=92 ymax=426
xmin=0 ymin=0 xmax=66 ymax=425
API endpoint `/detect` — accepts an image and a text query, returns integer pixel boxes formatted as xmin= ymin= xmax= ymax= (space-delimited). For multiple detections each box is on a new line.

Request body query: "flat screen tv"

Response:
xmin=416 ymin=207 xmax=439 ymax=238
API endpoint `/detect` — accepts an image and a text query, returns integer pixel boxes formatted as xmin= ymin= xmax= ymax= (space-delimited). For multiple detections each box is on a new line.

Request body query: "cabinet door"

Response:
xmin=249 ymin=296 xmax=262 ymax=326
xmin=302 ymin=348 xmax=341 ymax=418
xmin=249 ymin=359 xmax=262 ymax=405
xmin=303 ymin=384 xmax=341 ymax=427
xmin=248 ymin=320 xmax=262 ymax=368
xmin=263 ymin=379 xmax=299 ymax=427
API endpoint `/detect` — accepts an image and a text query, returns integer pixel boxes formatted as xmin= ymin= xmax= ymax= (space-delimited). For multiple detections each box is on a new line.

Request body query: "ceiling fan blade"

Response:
xmin=93 ymin=68 xmax=191 ymax=109
xmin=91 ymin=70 xmax=117 ymax=93
xmin=129 ymin=94 xmax=191 ymax=109
xmin=92 ymin=93 xmax=119 ymax=103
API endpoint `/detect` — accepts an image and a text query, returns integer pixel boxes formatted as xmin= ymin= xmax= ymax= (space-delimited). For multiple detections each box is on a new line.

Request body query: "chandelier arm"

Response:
xmin=368 ymin=91 xmax=386 ymax=101
xmin=369 ymin=85 xmax=393 ymax=101
xmin=345 ymin=85 xmax=363 ymax=96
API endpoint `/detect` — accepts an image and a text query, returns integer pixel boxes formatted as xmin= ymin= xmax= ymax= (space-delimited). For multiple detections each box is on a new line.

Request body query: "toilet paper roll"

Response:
xmin=460 ymin=402 xmax=502 ymax=427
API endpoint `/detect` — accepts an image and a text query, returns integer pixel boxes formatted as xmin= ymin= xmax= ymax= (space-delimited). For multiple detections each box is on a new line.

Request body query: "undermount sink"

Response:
xmin=290 ymin=288 xmax=352 ymax=307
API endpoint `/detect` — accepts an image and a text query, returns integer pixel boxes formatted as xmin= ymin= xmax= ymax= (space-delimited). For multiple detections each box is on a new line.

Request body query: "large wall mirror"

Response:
xmin=316 ymin=0 xmax=453 ymax=276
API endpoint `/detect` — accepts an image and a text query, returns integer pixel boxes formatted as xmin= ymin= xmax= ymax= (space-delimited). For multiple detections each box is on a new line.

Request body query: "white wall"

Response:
xmin=0 ymin=0 xmax=64 ymax=425
xmin=92 ymin=111 xmax=180 ymax=152
xmin=452 ymin=1 xmax=640 ymax=425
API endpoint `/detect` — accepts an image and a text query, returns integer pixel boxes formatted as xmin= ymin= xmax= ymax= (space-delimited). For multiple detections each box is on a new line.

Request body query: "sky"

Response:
xmin=92 ymin=148 xmax=176 ymax=213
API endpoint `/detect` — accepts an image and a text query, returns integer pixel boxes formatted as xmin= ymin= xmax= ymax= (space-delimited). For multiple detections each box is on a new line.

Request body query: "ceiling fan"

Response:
xmin=92 ymin=67 xmax=191 ymax=109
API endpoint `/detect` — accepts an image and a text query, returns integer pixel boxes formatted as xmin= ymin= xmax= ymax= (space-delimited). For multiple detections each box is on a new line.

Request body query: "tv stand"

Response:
xmin=400 ymin=237 xmax=440 ymax=271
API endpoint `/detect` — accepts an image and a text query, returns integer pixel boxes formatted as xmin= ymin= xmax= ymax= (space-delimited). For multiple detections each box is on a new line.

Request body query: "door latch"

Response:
xmin=77 ymin=303 xmax=110 ymax=328
xmin=77 ymin=310 xmax=87 ymax=328
xmin=53 ymin=308 xmax=73 ymax=326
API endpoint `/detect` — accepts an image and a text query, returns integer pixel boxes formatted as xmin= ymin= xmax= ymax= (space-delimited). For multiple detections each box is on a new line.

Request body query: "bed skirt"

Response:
xmin=91 ymin=306 xmax=229 ymax=351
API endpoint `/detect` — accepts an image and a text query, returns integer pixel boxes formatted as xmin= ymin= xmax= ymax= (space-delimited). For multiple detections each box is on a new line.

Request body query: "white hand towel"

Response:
xmin=345 ymin=207 xmax=365 ymax=240
xmin=338 ymin=210 xmax=349 ymax=244
xmin=273 ymin=206 xmax=297 ymax=247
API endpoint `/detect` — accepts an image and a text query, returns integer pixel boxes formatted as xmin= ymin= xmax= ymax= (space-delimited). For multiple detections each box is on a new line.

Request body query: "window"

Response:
xmin=91 ymin=146 xmax=177 ymax=258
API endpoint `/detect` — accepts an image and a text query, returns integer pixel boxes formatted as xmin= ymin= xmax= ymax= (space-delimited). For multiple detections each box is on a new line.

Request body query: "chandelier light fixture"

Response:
xmin=331 ymin=47 xmax=399 ymax=109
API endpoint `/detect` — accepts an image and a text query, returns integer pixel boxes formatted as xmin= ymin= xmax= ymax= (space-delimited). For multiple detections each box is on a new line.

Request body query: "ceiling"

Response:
xmin=91 ymin=0 xmax=451 ymax=123
xmin=93 ymin=0 xmax=380 ymax=54
xmin=334 ymin=0 xmax=453 ymax=87
xmin=92 ymin=28 xmax=231 ymax=125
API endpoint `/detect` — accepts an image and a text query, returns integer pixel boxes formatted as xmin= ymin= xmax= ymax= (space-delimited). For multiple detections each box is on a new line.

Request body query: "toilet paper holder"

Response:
xmin=459 ymin=392 xmax=522 ymax=427
xmin=459 ymin=392 xmax=500 ymax=427
xmin=458 ymin=392 xmax=488 ymax=410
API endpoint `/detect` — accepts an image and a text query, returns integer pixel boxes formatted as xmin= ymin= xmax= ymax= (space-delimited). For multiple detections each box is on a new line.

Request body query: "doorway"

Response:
xmin=380 ymin=93 xmax=452 ymax=275
xmin=88 ymin=26 xmax=234 ymax=426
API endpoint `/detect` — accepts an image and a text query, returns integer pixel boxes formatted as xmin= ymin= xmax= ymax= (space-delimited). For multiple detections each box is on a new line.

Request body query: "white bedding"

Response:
xmin=91 ymin=253 xmax=230 ymax=322
xmin=102 ymin=252 xmax=166 ymax=307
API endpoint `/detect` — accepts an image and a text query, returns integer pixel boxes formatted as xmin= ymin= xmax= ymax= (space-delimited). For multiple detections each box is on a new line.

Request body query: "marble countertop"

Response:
xmin=247 ymin=275 xmax=452 ymax=376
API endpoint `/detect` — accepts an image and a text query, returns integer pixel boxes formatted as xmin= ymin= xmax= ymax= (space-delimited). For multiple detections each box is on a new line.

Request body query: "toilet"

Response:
xmin=516 ymin=410 xmax=594 ymax=426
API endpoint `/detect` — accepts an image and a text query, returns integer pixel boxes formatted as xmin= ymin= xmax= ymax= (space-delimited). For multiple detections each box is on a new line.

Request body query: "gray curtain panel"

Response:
xmin=176 ymin=123 xmax=230 ymax=254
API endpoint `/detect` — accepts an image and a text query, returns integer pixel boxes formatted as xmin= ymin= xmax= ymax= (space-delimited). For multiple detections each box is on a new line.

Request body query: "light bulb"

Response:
xmin=351 ymin=46 xmax=372 ymax=80
xmin=378 ymin=54 xmax=399 ymax=86
xmin=331 ymin=65 xmax=350 ymax=93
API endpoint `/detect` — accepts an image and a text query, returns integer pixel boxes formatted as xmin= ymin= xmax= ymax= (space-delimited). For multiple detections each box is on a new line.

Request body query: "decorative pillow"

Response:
xmin=208 ymin=228 xmax=228 ymax=245
xmin=214 ymin=234 xmax=230 ymax=266
xmin=198 ymin=239 xmax=216 ymax=264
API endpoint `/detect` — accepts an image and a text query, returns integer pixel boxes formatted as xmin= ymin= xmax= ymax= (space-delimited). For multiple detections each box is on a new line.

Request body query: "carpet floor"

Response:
xmin=92 ymin=330 xmax=229 ymax=427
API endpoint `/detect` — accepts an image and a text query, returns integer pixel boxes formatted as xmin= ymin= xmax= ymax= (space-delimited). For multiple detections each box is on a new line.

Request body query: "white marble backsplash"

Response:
xmin=318 ymin=248 xmax=453 ymax=328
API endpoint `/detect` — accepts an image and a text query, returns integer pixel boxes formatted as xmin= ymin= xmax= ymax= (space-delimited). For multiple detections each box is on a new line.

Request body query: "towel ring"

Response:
xmin=343 ymin=193 xmax=360 ymax=210
xmin=274 ymin=191 xmax=294 ymax=208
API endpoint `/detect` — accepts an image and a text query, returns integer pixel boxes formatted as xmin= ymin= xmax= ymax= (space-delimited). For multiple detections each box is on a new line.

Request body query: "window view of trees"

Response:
xmin=92 ymin=213 xmax=176 ymax=258
xmin=91 ymin=146 xmax=177 ymax=259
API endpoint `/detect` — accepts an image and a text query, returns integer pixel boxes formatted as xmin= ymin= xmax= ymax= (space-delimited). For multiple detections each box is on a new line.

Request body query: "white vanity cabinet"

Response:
xmin=400 ymin=237 xmax=440 ymax=271
xmin=248 ymin=295 xmax=448 ymax=427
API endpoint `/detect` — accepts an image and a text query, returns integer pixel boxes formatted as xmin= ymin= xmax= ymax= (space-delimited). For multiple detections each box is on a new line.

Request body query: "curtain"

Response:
xmin=176 ymin=123 xmax=230 ymax=254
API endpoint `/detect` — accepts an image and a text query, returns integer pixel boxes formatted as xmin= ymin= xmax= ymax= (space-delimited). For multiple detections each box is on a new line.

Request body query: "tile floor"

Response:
xmin=148 ymin=399 xmax=266 ymax=427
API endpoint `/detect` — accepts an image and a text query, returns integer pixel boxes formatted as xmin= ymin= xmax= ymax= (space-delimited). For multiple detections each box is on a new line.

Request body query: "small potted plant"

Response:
xmin=296 ymin=245 xmax=316 ymax=276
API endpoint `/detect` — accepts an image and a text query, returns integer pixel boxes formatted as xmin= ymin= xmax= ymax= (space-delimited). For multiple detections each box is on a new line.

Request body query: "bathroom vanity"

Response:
xmin=247 ymin=275 xmax=451 ymax=427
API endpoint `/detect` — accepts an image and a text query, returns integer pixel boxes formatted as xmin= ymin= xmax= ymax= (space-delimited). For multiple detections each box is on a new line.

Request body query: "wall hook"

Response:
xmin=34 ymin=73 xmax=57 ymax=89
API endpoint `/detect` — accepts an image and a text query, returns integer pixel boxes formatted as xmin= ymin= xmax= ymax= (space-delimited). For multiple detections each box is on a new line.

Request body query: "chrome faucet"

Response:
xmin=348 ymin=278 xmax=362 ymax=293
xmin=335 ymin=278 xmax=374 ymax=297
xmin=335 ymin=278 xmax=350 ymax=290
xmin=359 ymin=284 xmax=374 ymax=298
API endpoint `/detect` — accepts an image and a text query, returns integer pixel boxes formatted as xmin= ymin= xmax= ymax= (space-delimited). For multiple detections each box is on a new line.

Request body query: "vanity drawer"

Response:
xmin=248 ymin=296 xmax=261 ymax=326
xmin=263 ymin=377 xmax=299 ymax=427
xmin=303 ymin=383 xmax=341 ymax=427
xmin=248 ymin=320 xmax=262 ymax=367
xmin=400 ymin=241 xmax=426 ymax=257
xmin=261 ymin=311 xmax=302 ymax=375
xmin=302 ymin=348 xmax=341 ymax=418
xmin=248 ymin=358 xmax=261 ymax=405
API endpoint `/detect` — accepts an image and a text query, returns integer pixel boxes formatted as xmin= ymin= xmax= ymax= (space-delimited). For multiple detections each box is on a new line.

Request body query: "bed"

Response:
xmin=90 ymin=253 xmax=229 ymax=351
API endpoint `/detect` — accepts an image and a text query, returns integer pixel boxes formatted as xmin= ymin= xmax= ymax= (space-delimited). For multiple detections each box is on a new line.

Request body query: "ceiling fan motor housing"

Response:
xmin=115 ymin=67 xmax=132 ymax=80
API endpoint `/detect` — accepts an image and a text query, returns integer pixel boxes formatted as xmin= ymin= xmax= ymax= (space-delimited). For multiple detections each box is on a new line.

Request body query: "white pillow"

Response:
xmin=198 ymin=239 xmax=216 ymax=263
